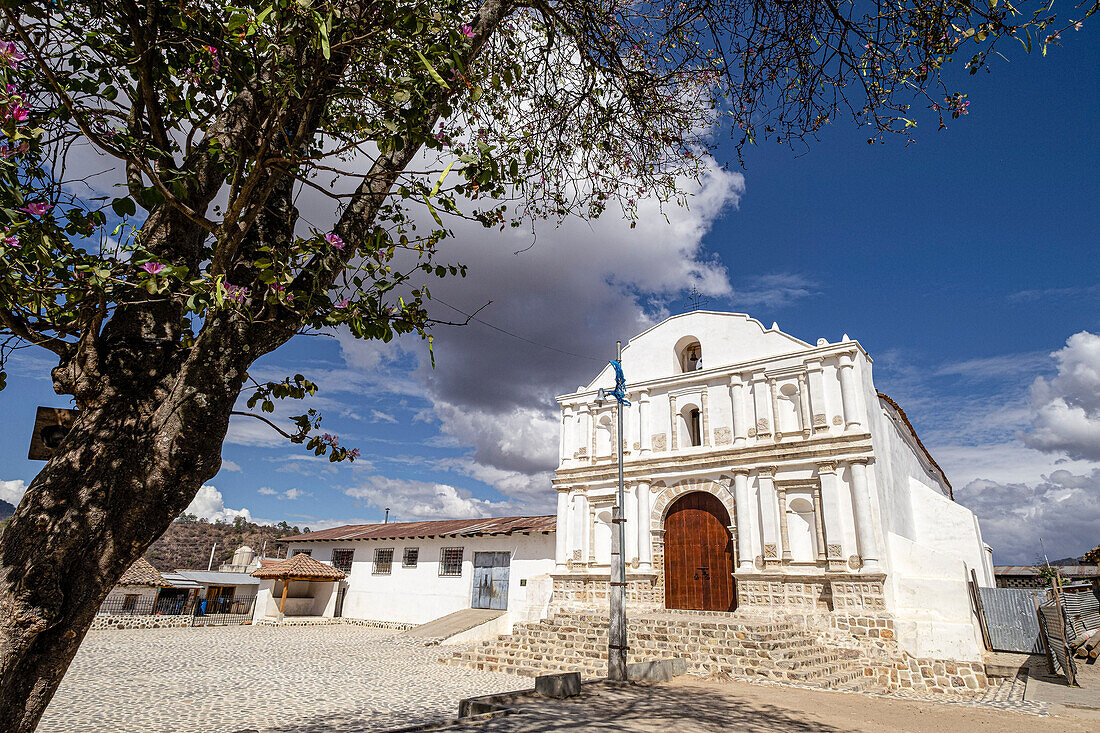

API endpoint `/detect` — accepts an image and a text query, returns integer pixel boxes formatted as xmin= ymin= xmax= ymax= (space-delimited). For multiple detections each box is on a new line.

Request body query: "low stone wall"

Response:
xmin=90 ymin=614 xmax=194 ymax=631
xmin=550 ymin=574 xmax=662 ymax=612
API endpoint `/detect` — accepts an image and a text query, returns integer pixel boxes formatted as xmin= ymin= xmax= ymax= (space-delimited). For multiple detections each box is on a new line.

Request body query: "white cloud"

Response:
xmin=344 ymin=476 xmax=519 ymax=521
xmin=185 ymin=485 xmax=253 ymax=523
xmin=281 ymin=488 xmax=311 ymax=501
xmin=0 ymin=479 xmax=28 ymax=506
xmin=258 ymin=487 xmax=278 ymax=495
xmin=219 ymin=459 xmax=242 ymax=472
xmin=1022 ymin=332 xmax=1100 ymax=461
xmin=955 ymin=468 xmax=1100 ymax=564
xmin=370 ymin=409 xmax=398 ymax=424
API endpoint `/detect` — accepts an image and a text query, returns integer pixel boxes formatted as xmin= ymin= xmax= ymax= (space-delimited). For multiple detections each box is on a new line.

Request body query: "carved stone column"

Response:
xmin=624 ymin=482 xmax=638 ymax=566
xmin=797 ymin=373 xmax=812 ymax=438
xmin=768 ymin=377 xmax=782 ymax=440
xmin=700 ymin=388 xmax=711 ymax=446
xmin=838 ymin=351 xmax=863 ymax=433
xmin=637 ymin=481 xmax=653 ymax=570
xmin=776 ymin=487 xmax=792 ymax=564
xmin=669 ymin=394 xmax=679 ymax=450
xmin=757 ymin=467 xmax=780 ymax=567
xmin=555 ymin=487 xmax=570 ymax=571
xmin=732 ymin=469 xmax=754 ymax=572
xmin=812 ymin=486 xmax=827 ymax=563
xmin=560 ymin=406 xmax=573 ymax=466
xmin=576 ymin=404 xmax=590 ymax=463
xmin=729 ymin=374 xmax=747 ymax=446
xmin=847 ymin=458 xmax=879 ymax=570
xmin=638 ymin=390 xmax=651 ymax=454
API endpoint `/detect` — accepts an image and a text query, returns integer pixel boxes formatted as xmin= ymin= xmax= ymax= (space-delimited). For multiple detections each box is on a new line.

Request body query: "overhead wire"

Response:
xmin=431 ymin=297 xmax=606 ymax=363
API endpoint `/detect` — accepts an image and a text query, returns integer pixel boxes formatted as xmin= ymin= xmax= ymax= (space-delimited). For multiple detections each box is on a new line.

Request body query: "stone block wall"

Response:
xmin=551 ymin=574 xmax=662 ymax=612
xmin=90 ymin=614 xmax=194 ymax=631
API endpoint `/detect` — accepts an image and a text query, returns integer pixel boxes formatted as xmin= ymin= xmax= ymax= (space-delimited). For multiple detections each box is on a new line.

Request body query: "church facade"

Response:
xmin=550 ymin=311 xmax=994 ymax=663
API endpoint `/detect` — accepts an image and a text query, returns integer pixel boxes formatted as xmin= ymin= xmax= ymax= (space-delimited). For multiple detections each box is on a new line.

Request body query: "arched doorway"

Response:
xmin=663 ymin=492 xmax=736 ymax=611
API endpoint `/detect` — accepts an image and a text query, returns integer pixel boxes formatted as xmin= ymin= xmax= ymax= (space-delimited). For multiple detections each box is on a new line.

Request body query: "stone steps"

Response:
xmin=442 ymin=611 xmax=886 ymax=693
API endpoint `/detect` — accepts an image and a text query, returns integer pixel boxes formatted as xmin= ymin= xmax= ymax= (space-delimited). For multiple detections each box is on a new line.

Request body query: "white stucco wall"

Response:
xmin=284 ymin=533 xmax=556 ymax=626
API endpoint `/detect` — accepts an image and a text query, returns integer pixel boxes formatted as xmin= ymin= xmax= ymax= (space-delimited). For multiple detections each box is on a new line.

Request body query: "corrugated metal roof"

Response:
xmin=278 ymin=515 xmax=556 ymax=543
xmin=994 ymin=565 xmax=1099 ymax=576
xmin=173 ymin=570 xmax=260 ymax=586
xmin=161 ymin=573 xmax=203 ymax=590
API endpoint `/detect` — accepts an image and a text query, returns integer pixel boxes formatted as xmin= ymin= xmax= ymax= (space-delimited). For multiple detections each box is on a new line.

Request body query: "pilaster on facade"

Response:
xmin=668 ymin=393 xmax=679 ymax=451
xmin=805 ymin=358 xmax=830 ymax=433
xmin=845 ymin=457 xmax=879 ymax=571
xmin=767 ymin=377 xmax=782 ymax=441
xmin=756 ymin=466 xmax=781 ymax=569
xmin=775 ymin=486 xmax=793 ymax=564
xmin=637 ymin=390 xmax=651 ymax=455
xmin=700 ymin=388 xmax=711 ymax=447
xmin=796 ymin=372 xmax=812 ymax=438
xmin=837 ymin=350 xmax=864 ymax=434
xmin=729 ymin=374 xmax=748 ymax=447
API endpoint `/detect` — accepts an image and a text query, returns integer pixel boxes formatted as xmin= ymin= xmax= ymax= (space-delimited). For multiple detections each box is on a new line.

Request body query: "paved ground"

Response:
xmin=37 ymin=625 xmax=528 ymax=733
xmin=443 ymin=677 xmax=1100 ymax=733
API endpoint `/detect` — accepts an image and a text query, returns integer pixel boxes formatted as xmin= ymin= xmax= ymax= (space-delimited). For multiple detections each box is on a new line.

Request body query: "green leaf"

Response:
xmin=415 ymin=51 xmax=450 ymax=89
xmin=111 ymin=197 xmax=136 ymax=217
xmin=430 ymin=160 xmax=456 ymax=197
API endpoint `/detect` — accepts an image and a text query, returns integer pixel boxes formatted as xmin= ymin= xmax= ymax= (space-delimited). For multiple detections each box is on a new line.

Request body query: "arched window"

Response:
xmin=679 ymin=404 xmax=702 ymax=447
xmin=678 ymin=340 xmax=702 ymax=373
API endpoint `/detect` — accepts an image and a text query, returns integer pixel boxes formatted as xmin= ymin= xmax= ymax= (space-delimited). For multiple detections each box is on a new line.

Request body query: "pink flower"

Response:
xmin=335 ymin=298 xmax=350 ymax=309
xmin=224 ymin=283 xmax=250 ymax=303
xmin=204 ymin=45 xmax=220 ymax=73
xmin=20 ymin=202 xmax=51 ymax=216
xmin=349 ymin=448 xmax=360 ymax=459
xmin=2 ymin=234 xmax=17 ymax=246
xmin=141 ymin=261 xmax=165 ymax=275
xmin=325 ymin=233 xmax=345 ymax=250
xmin=0 ymin=41 xmax=26 ymax=69
xmin=10 ymin=104 xmax=28 ymax=122
xmin=460 ymin=24 xmax=475 ymax=38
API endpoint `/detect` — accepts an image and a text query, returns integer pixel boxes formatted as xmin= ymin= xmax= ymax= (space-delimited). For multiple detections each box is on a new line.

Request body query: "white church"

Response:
xmin=272 ymin=311 xmax=994 ymax=682
xmin=550 ymin=311 xmax=994 ymax=663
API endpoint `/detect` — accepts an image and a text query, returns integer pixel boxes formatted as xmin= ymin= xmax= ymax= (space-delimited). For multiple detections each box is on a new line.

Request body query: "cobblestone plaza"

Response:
xmin=38 ymin=625 xmax=526 ymax=733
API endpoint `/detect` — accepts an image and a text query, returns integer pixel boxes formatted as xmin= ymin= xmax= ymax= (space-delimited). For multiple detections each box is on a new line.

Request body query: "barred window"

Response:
xmin=291 ymin=549 xmax=312 ymax=557
xmin=439 ymin=547 xmax=463 ymax=577
xmin=373 ymin=548 xmax=394 ymax=575
xmin=331 ymin=549 xmax=354 ymax=573
xmin=402 ymin=547 xmax=419 ymax=568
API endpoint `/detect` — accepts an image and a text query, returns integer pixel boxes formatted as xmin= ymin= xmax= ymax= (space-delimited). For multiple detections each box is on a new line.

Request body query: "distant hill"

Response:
xmin=144 ymin=517 xmax=306 ymax=571
xmin=0 ymin=500 xmax=14 ymax=522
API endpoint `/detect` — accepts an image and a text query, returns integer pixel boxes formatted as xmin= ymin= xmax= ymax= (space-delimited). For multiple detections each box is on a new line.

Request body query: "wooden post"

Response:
xmin=969 ymin=568 xmax=992 ymax=650
xmin=279 ymin=579 xmax=290 ymax=615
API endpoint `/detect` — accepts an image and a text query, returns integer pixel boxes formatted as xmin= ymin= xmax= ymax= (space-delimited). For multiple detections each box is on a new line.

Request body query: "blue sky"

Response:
xmin=2 ymin=30 xmax=1098 ymax=564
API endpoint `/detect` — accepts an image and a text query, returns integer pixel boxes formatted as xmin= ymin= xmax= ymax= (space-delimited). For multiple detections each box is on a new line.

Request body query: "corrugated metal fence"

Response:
xmin=977 ymin=586 xmax=1045 ymax=654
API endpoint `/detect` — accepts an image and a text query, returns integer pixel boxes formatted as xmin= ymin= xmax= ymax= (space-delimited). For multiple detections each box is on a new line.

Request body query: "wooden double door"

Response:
xmin=663 ymin=492 xmax=736 ymax=612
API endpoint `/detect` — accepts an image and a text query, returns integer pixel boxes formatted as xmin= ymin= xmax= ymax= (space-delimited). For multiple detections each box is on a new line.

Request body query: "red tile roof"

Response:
xmin=278 ymin=515 xmax=556 ymax=543
xmin=251 ymin=552 xmax=347 ymax=580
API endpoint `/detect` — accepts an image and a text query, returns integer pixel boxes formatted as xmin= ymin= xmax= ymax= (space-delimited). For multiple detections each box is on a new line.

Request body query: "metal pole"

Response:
xmin=609 ymin=340 xmax=628 ymax=681
xmin=207 ymin=542 xmax=217 ymax=571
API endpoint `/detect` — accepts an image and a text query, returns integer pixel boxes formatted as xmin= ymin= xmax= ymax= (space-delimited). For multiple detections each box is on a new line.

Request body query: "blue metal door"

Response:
xmin=472 ymin=552 xmax=510 ymax=610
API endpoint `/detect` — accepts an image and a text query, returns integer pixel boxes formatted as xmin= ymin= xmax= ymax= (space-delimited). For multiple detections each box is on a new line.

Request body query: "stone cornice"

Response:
xmin=552 ymin=433 xmax=874 ymax=487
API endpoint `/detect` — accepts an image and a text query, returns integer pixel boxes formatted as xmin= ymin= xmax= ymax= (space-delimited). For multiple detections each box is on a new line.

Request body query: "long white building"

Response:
xmin=551 ymin=311 xmax=994 ymax=662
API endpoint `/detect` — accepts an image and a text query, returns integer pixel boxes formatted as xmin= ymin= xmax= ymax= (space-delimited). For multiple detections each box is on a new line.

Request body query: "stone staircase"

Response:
xmin=444 ymin=610 xmax=885 ymax=692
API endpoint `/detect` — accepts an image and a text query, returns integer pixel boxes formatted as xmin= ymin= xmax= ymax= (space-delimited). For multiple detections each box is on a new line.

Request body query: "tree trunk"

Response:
xmin=0 ymin=324 xmax=251 ymax=731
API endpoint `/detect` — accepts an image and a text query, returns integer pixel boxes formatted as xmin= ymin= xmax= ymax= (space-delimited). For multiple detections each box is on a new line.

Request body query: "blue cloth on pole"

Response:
xmin=609 ymin=360 xmax=630 ymax=405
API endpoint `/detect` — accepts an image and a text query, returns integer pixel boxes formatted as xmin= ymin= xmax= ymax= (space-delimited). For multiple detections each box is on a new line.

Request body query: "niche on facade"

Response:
xmin=776 ymin=381 xmax=802 ymax=435
xmin=675 ymin=336 xmax=703 ymax=373
xmin=678 ymin=403 xmax=702 ymax=447
xmin=596 ymin=414 xmax=614 ymax=457
xmin=786 ymin=495 xmax=818 ymax=563
xmin=594 ymin=510 xmax=613 ymax=565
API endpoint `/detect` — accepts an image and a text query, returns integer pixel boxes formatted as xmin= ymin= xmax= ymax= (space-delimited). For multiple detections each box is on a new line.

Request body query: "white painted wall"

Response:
xmin=104 ymin=585 xmax=160 ymax=607
xmin=284 ymin=533 xmax=556 ymax=626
